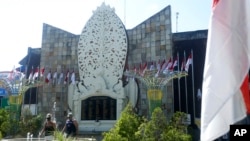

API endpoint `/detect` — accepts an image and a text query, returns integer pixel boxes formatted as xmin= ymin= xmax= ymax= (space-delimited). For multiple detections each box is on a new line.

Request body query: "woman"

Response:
xmin=40 ymin=113 xmax=56 ymax=141
xmin=62 ymin=113 xmax=78 ymax=138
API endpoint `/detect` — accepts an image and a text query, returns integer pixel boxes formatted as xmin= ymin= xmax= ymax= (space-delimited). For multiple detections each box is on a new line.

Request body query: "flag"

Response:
xmin=52 ymin=71 xmax=58 ymax=85
xmin=58 ymin=71 xmax=64 ymax=85
xmin=142 ymin=62 xmax=147 ymax=75
xmin=165 ymin=58 xmax=173 ymax=70
xmin=156 ymin=60 xmax=161 ymax=71
xmin=7 ymin=66 xmax=16 ymax=80
xmin=64 ymin=70 xmax=69 ymax=84
xmin=28 ymin=67 xmax=34 ymax=83
xmin=201 ymin=1 xmax=250 ymax=141
xmin=181 ymin=58 xmax=185 ymax=71
xmin=149 ymin=61 xmax=155 ymax=70
xmin=185 ymin=54 xmax=192 ymax=72
xmin=40 ymin=67 xmax=45 ymax=77
xmin=169 ymin=58 xmax=178 ymax=71
xmin=32 ymin=67 xmax=39 ymax=81
xmin=162 ymin=58 xmax=172 ymax=73
xmin=197 ymin=88 xmax=202 ymax=101
xmin=71 ymin=71 xmax=75 ymax=84
xmin=45 ymin=70 xmax=51 ymax=83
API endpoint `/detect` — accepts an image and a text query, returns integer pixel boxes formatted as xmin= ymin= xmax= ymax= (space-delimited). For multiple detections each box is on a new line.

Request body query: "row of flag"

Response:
xmin=126 ymin=53 xmax=192 ymax=77
xmin=27 ymin=67 xmax=76 ymax=85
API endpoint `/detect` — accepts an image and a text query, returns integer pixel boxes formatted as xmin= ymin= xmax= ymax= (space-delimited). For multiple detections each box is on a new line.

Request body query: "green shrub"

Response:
xmin=103 ymin=103 xmax=144 ymax=141
xmin=18 ymin=108 xmax=43 ymax=137
xmin=0 ymin=108 xmax=11 ymax=137
xmin=104 ymin=104 xmax=192 ymax=141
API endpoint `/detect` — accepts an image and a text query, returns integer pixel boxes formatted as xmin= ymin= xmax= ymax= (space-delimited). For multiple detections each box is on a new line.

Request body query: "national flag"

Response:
xmin=160 ymin=59 xmax=166 ymax=70
xmin=45 ymin=70 xmax=51 ymax=83
xmin=40 ymin=67 xmax=45 ymax=77
xmin=197 ymin=88 xmax=202 ymax=101
xmin=32 ymin=67 xmax=39 ymax=81
xmin=58 ymin=71 xmax=64 ymax=85
xmin=7 ymin=66 xmax=16 ymax=80
xmin=181 ymin=58 xmax=185 ymax=71
xmin=163 ymin=58 xmax=172 ymax=72
xmin=142 ymin=62 xmax=147 ymax=74
xmin=201 ymin=0 xmax=250 ymax=141
xmin=64 ymin=70 xmax=69 ymax=84
xmin=185 ymin=54 xmax=192 ymax=72
xmin=28 ymin=67 xmax=34 ymax=83
xmin=52 ymin=71 xmax=58 ymax=85
xmin=156 ymin=60 xmax=161 ymax=71
xmin=169 ymin=58 xmax=178 ymax=71
xmin=71 ymin=71 xmax=75 ymax=84
xmin=149 ymin=61 xmax=155 ymax=70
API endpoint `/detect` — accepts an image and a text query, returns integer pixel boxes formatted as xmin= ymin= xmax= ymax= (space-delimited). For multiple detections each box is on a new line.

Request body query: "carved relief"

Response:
xmin=77 ymin=3 xmax=127 ymax=95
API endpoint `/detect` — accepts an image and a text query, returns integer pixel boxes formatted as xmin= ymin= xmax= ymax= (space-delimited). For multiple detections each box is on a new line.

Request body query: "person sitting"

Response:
xmin=62 ymin=113 xmax=78 ymax=138
xmin=40 ymin=113 xmax=56 ymax=140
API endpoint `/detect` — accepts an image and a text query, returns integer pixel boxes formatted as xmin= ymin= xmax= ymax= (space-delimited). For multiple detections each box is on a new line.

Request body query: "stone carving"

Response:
xmin=77 ymin=3 xmax=127 ymax=95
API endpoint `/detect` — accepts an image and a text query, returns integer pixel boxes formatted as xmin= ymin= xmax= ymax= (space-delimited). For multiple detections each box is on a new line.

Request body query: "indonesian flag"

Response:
xmin=163 ymin=58 xmax=172 ymax=72
xmin=201 ymin=0 xmax=250 ymax=141
xmin=32 ymin=67 xmax=39 ymax=81
xmin=71 ymin=71 xmax=75 ymax=84
xmin=64 ymin=70 xmax=69 ymax=84
xmin=28 ymin=67 xmax=34 ymax=82
xmin=7 ymin=66 xmax=16 ymax=80
xmin=185 ymin=54 xmax=192 ymax=72
xmin=149 ymin=62 xmax=155 ymax=70
xmin=142 ymin=62 xmax=147 ymax=74
xmin=156 ymin=60 xmax=161 ymax=71
xmin=181 ymin=58 xmax=185 ymax=71
xmin=45 ymin=71 xmax=51 ymax=83
xmin=58 ymin=71 xmax=64 ymax=85
xmin=169 ymin=58 xmax=178 ymax=71
xmin=40 ymin=67 xmax=45 ymax=77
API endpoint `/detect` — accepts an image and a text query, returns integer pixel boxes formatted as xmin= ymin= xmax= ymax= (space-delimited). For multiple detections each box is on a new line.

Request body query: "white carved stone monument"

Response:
xmin=67 ymin=3 xmax=138 ymax=132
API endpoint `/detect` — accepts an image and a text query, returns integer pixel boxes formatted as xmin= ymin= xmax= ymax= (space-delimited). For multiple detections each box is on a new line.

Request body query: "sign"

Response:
xmin=0 ymin=88 xmax=6 ymax=96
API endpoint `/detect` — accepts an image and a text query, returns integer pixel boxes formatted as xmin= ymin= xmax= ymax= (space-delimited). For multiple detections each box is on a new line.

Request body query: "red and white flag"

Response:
xmin=7 ymin=66 xmax=16 ymax=80
xmin=40 ymin=67 xmax=45 ymax=77
xmin=71 ymin=71 xmax=75 ymax=84
xmin=201 ymin=0 xmax=250 ymax=141
xmin=163 ymin=58 xmax=172 ymax=72
xmin=45 ymin=71 xmax=51 ymax=83
xmin=28 ymin=67 xmax=34 ymax=83
xmin=64 ymin=70 xmax=69 ymax=84
xmin=169 ymin=58 xmax=178 ymax=71
xmin=58 ymin=71 xmax=64 ymax=85
xmin=181 ymin=58 xmax=185 ymax=71
xmin=185 ymin=54 xmax=192 ymax=72
xmin=32 ymin=67 xmax=39 ymax=81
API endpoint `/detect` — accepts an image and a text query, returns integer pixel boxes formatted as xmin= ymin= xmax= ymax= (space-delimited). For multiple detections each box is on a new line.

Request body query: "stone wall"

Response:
xmin=38 ymin=23 xmax=80 ymax=127
xmin=126 ymin=5 xmax=174 ymax=117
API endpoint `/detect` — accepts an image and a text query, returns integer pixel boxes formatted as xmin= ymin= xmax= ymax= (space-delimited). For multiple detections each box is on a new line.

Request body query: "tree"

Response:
xmin=103 ymin=103 xmax=144 ymax=141
xmin=0 ymin=108 xmax=11 ymax=138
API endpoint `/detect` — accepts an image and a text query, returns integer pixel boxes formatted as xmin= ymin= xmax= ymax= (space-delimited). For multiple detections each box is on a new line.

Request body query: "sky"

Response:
xmin=0 ymin=0 xmax=212 ymax=72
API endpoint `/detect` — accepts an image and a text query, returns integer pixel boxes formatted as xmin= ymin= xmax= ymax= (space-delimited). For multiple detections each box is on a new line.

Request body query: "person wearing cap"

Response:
xmin=39 ymin=113 xmax=56 ymax=140
xmin=62 ymin=113 xmax=79 ymax=138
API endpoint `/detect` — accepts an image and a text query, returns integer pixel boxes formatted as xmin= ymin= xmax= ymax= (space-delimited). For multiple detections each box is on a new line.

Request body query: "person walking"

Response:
xmin=62 ymin=113 xmax=79 ymax=138
xmin=40 ymin=113 xmax=56 ymax=140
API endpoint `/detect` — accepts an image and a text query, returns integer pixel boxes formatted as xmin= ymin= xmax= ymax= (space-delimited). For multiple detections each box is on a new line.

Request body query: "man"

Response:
xmin=62 ymin=113 xmax=78 ymax=138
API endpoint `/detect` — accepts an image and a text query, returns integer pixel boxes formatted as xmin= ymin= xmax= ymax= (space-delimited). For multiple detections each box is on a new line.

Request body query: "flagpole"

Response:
xmin=177 ymin=52 xmax=181 ymax=111
xmin=29 ymin=66 xmax=33 ymax=109
xmin=191 ymin=49 xmax=196 ymax=120
xmin=184 ymin=51 xmax=188 ymax=113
